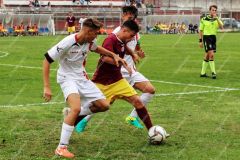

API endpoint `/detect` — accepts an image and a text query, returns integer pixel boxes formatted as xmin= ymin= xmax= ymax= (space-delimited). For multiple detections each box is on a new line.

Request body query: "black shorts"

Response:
xmin=203 ymin=35 xmax=216 ymax=53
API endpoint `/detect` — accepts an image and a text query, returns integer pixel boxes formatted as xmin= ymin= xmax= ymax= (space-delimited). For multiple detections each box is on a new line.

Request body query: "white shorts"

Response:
xmin=122 ymin=71 xmax=149 ymax=86
xmin=59 ymin=79 xmax=106 ymax=106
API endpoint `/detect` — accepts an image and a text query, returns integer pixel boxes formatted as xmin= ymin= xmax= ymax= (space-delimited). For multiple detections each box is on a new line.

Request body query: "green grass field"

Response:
xmin=0 ymin=33 xmax=240 ymax=160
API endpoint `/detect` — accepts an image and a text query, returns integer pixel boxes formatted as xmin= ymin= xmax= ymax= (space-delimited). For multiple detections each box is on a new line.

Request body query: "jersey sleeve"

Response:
xmin=218 ymin=19 xmax=223 ymax=28
xmin=89 ymin=39 xmax=98 ymax=51
xmin=47 ymin=36 xmax=74 ymax=62
xmin=199 ymin=18 xmax=204 ymax=31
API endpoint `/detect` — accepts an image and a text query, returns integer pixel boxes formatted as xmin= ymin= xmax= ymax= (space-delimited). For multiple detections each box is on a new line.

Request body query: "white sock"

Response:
xmin=79 ymin=103 xmax=93 ymax=116
xmin=58 ymin=122 xmax=74 ymax=147
xmin=130 ymin=93 xmax=154 ymax=117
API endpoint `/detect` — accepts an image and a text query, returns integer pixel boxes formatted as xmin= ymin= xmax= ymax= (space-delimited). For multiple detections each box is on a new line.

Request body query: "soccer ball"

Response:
xmin=148 ymin=125 xmax=167 ymax=145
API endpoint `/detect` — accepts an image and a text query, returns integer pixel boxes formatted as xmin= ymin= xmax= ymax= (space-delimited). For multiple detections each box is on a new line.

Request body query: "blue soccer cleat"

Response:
xmin=75 ymin=118 xmax=88 ymax=133
xmin=125 ymin=115 xmax=144 ymax=129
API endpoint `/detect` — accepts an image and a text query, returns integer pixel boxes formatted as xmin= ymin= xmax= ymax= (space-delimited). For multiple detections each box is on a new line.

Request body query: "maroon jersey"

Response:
xmin=92 ymin=33 xmax=126 ymax=85
xmin=66 ymin=16 xmax=75 ymax=27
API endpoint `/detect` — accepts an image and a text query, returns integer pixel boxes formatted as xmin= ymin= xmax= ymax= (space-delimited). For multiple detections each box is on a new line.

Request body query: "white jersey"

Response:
xmin=112 ymin=26 xmax=140 ymax=74
xmin=47 ymin=33 xmax=97 ymax=83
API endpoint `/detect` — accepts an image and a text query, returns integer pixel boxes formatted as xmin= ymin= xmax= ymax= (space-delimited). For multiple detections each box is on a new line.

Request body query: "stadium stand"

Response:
xmin=2 ymin=0 xmax=124 ymax=7
xmin=1 ymin=0 xmax=240 ymax=34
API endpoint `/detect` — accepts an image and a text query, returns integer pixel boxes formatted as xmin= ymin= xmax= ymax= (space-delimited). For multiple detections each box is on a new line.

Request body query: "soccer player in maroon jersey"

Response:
xmin=65 ymin=12 xmax=76 ymax=35
xmin=74 ymin=20 xmax=153 ymax=132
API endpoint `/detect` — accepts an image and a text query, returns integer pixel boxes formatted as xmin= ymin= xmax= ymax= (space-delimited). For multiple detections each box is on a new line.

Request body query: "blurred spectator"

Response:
xmin=125 ymin=0 xmax=130 ymax=6
xmin=19 ymin=22 xmax=25 ymax=36
xmin=136 ymin=0 xmax=142 ymax=8
xmin=29 ymin=0 xmax=35 ymax=12
xmin=0 ymin=23 xmax=8 ymax=36
xmin=179 ymin=22 xmax=186 ymax=34
xmin=13 ymin=24 xmax=20 ymax=36
xmin=65 ymin=12 xmax=76 ymax=35
xmin=34 ymin=0 xmax=40 ymax=7
xmin=130 ymin=0 xmax=136 ymax=7
xmin=146 ymin=2 xmax=153 ymax=15
xmin=188 ymin=23 xmax=194 ymax=34
xmin=27 ymin=24 xmax=32 ymax=35
xmin=47 ymin=1 xmax=51 ymax=11
xmin=193 ymin=24 xmax=199 ymax=33
xmin=33 ymin=24 xmax=39 ymax=36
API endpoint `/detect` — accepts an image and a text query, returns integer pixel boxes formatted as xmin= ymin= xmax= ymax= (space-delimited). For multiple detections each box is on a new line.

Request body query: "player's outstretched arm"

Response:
xmin=43 ymin=58 xmax=52 ymax=102
xmin=95 ymin=46 xmax=125 ymax=67
xmin=101 ymin=56 xmax=132 ymax=76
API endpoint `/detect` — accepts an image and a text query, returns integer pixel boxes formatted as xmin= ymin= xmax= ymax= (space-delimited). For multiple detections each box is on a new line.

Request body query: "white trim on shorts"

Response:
xmin=122 ymin=71 xmax=149 ymax=86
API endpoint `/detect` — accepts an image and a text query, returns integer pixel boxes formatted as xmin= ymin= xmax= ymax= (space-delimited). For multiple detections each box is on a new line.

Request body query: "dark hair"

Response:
xmin=209 ymin=5 xmax=217 ymax=11
xmin=122 ymin=20 xmax=139 ymax=33
xmin=83 ymin=18 xmax=103 ymax=30
xmin=122 ymin=6 xmax=138 ymax=19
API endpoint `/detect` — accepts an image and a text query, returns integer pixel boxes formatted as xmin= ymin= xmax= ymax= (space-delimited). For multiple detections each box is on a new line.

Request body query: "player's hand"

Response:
xmin=121 ymin=60 xmax=132 ymax=76
xmin=43 ymin=86 xmax=52 ymax=102
xmin=132 ymin=53 xmax=140 ymax=64
xmin=136 ymin=50 xmax=145 ymax=59
xmin=112 ymin=54 xmax=122 ymax=67
xmin=199 ymin=42 xmax=203 ymax=48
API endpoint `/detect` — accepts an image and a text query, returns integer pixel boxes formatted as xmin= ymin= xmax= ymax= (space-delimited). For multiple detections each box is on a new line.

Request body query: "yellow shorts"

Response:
xmin=68 ymin=26 xmax=75 ymax=33
xmin=95 ymin=79 xmax=137 ymax=103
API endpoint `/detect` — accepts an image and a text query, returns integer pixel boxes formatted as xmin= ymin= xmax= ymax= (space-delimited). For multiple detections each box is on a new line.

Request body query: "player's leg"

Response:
xmin=68 ymin=80 xmax=110 ymax=133
xmin=201 ymin=36 xmax=210 ymax=77
xmin=75 ymin=99 xmax=109 ymax=132
xmin=126 ymin=80 xmax=155 ymax=128
xmin=208 ymin=37 xmax=217 ymax=79
xmin=200 ymin=53 xmax=209 ymax=77
xmin=124 ymin=94 xmax=153 ymax=130
xmin=56 ymin=93 xmax=80 ymax=158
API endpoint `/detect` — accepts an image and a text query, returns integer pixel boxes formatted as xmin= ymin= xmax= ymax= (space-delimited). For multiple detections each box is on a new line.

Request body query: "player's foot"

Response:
xmin=75 ymin=117 xmax=88 ymax=133
xmin=125 ymin=115 xmax=144 ymax=129
xmin=200 ymin=73 xmax=208 ymax=77
xmin=212 ymin=72 xmax=217 ymax=79
xmin=55 ymin=146 xmax=74 ymax=158
xmin=62 ymin=107 xmax=71 ymax=118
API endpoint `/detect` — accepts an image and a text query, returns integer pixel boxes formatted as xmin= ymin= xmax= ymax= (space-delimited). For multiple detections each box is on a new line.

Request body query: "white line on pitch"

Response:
xmin=1 ymin=63 xmax=239 ymax=90
xmin=0 ymin=51 xmax=9 ymax=58
xmin=150 ymin=79 xmax=238 ymax=90
xmin=155 ymin=88 xmax=240 ymax=96
xmin=0 ymin=101 xmax=65 ymax=108
xmin=0 ymin=63 xmax=57 ymax=71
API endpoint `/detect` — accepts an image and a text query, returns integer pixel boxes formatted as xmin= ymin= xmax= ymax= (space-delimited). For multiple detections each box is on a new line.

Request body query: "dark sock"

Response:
xmin=74 ymin=115 xmax=87 ymax=126
xmin=136 ymin=107 xmax=153 ymax=130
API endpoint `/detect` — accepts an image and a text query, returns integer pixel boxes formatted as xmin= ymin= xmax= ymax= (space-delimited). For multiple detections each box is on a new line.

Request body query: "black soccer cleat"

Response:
xmin=200 ymin=73 xmax=208 ymax=78
xmin=212 ymin=73 xmax=217 ymax=79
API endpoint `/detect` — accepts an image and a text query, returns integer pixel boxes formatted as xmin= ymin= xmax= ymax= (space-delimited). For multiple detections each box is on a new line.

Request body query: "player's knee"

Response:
xmin=147 ymin=86 xmax=156 ymax=94
xmin=144 ymin=86 xmax=156 ymax=94
xmin=71 ymin=107 xmax=81 ymax=115
xmin=98 ymin=101 xmax=110 ymax=112
xmin=102 ymin=105 xmax=110 ymax=112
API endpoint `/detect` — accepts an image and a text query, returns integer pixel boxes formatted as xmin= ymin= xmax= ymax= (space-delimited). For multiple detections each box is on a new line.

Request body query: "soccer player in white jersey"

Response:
xmin=115 ymin=6 xmax=156 ymax=129
xmin=43 ymin=18 xmax=128 ymax=159
xmin=74 ymin=6 xmax=155 ymax=131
